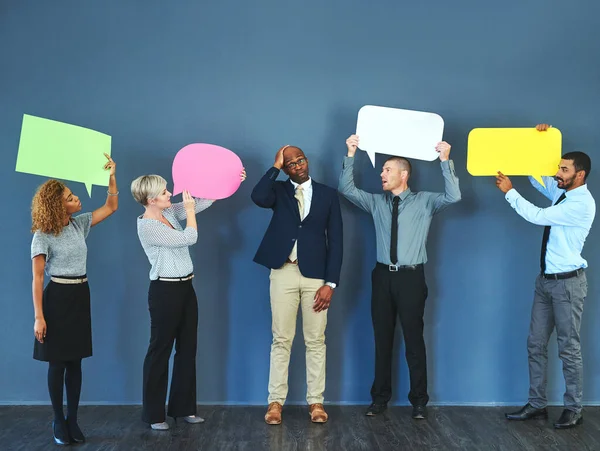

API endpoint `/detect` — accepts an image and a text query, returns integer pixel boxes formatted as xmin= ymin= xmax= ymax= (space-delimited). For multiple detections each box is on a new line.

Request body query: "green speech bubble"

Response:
xmin=15 ymin=114 xmax=111 ymax=196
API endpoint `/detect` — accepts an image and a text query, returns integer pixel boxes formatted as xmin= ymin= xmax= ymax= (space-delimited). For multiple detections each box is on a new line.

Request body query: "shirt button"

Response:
xmin=299 ymin=225 xmax=302 ymax=228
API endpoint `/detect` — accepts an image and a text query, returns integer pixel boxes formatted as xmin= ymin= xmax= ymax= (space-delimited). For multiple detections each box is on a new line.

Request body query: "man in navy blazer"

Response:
xmin=252 ymin=145 xmax=343 ymax=425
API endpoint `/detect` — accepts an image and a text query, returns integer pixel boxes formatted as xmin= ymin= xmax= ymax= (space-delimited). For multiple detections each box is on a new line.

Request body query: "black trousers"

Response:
xmin=370 ymin=264 xmax=429 ymax=406
xmin=142 ymin=279 xmax=198 ymax=424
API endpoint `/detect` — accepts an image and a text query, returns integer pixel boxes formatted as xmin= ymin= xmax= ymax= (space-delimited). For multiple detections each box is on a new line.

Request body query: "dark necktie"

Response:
xmin=390 ymin=196 xmax=400 ymax=264
xmin=540 ymin=192 xmax=566 ymax=273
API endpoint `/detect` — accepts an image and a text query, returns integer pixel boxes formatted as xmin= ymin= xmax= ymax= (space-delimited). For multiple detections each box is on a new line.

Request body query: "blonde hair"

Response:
xmin=131 ymin=175 xmax=167 ymax=206
xmin=31 ymin=179 xmax=67 ymax=235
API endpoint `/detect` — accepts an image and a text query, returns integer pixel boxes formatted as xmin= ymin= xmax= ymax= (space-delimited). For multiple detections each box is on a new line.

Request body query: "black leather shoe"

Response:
xmin=554 ymin=409 xmax=583 ymax=429
xmin=66 ymin=416 xmax=85 ymax=443
xmin=52 ymin=420 xmax=70 ymax=446
xmin=412 ymin=405 xmax=428 ymax=420
xmin=505 ymin=403 xmax=548 ymax=421
xmin=365 ymin=403 xmax=387 ymax=416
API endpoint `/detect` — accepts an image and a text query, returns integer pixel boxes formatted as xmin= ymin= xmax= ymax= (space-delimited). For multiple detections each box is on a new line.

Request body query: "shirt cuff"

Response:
xmin=440 ymin=160 xmax=455 ymax=171
xmin=505 ymin=188 xmax=520 ymax=204
xmin=325 ymin=282 xmax=337 ymax=289
xmin=343 ymin=156 xmax=355 ymax=167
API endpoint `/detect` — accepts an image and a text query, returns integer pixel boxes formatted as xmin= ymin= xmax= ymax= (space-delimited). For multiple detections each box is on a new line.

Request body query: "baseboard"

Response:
xmin=2 ymin=401 xmax=600 ymax=407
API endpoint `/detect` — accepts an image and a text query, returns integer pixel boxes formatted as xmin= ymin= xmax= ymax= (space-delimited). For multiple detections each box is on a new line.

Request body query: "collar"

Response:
xmin=387 ymin=187 xmax=412 ymax=201
xmin=290 ymin=177 xmax=312 ymax=190
xmin=565 ymin=184 xmax=589 ymax=198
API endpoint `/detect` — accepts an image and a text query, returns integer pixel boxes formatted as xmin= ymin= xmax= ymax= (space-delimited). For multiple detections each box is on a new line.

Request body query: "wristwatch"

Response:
xmin=325 ymin=282 xmax=337 ymax=289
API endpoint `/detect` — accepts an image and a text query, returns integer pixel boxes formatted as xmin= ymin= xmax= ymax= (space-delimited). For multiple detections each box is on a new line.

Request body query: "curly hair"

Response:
xmin=31 ymin=180 xmax=67 ymax=235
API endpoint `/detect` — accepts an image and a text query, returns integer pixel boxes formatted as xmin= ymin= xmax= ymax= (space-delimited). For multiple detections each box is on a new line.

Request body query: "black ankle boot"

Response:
xmin=66 ymin=416 xmax=85 ymax=443
xmin=52 ymin=419 xmax=70 ymax=446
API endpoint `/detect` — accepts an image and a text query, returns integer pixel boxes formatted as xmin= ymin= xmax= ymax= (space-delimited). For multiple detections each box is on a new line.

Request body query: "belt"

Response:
xmin=542 ymin=268 xmax=584 ymax=280
xmin=50 ymin=276 xmax=88 ymax=284
xmin=376 ymin=262 xmax=423 ymax=272
xmin=157 ymin=273 xmax=194 ymax=282
xmin=285 ymin=259 xmax=298 ymax=265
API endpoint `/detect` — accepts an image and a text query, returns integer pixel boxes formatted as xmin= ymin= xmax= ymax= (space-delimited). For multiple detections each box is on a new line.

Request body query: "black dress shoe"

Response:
xmin=505 ymin=403 xmax=548 ymax=421
xmin=365 ymin=403 xmax=387 ymax=416
xmin=52 ymin=420 xmax=70 ymax=446
xmin=66 ymin=416 xmax=85 ymax=443
xmin=554 ymin=409 xmax=583 ymax=429
xmin=412 ymin=405 xmax=428 ymax=420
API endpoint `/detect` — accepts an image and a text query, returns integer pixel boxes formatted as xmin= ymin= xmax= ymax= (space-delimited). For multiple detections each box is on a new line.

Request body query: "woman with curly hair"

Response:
xmin=31 ymin=153 xmax=118 ymax=446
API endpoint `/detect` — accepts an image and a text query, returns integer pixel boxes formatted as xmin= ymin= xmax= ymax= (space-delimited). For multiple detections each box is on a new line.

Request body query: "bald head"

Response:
xmin=283 ymin=146 xmax=310 ymax=184
xmin=283 ymin=146 xmax=305 ymax=164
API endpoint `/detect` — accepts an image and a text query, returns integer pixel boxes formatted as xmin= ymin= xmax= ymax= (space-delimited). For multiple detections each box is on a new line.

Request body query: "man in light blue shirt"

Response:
xmin=497 ymin=124 xmax=596 ymax=429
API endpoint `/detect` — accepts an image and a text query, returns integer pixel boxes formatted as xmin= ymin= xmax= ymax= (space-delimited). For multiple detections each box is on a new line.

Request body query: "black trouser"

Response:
xmin=142 ymin=279 xmax=198 ymax=424
xmin=370 ymin=264 xmax=429 ymax=406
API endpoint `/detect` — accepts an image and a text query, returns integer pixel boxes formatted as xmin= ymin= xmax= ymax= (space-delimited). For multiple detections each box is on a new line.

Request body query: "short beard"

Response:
xmin=556 ymin=175 xmax=575 ymax=190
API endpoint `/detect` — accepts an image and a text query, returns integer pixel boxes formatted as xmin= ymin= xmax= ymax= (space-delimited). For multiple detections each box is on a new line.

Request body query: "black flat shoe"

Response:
xmin=52 ymin=420 xmax=70 ymax=446
xmin=412 ymin=405 xmax=428 ymax=420
xmin=365 ymin=403 xmax=387 ymax=416
xmin=554 ymin=409 xmax=583 ymax=429
xmin=66 ymin=417 xmax=85 ymax=443
xmin=505 ymin=403 xmax=548 ymax=421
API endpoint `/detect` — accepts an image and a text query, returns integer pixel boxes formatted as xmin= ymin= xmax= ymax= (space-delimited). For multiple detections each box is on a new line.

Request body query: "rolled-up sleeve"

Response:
xmin=171 ymin=198 xmax=214 ymax=220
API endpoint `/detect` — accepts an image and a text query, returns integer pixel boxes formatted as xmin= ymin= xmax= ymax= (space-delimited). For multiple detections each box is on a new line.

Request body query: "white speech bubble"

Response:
xmin=356 ymin=105 xmax=444 ymax=166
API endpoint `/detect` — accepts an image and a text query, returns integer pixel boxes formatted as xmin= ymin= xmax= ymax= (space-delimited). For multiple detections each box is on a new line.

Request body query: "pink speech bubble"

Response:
xmin=172 ymin=143 xmax=243 ymax=199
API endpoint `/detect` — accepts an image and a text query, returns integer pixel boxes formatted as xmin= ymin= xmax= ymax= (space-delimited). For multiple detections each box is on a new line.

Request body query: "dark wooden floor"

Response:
xmin=1 ymin=405 xmax=599 ymax=450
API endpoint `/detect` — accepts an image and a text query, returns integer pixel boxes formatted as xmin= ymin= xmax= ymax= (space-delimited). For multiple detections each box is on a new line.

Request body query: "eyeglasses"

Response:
xmin=286 ymin=158 xmax=307 ymax=170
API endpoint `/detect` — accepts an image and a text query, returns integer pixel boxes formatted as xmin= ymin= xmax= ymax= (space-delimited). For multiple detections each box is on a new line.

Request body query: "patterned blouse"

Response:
xmin=137 ymin=198 xmax=213 ymax=280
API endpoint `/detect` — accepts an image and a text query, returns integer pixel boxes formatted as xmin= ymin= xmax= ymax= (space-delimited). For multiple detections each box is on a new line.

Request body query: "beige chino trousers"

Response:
xmin=267 ymin=263 xmax=327 ymax=405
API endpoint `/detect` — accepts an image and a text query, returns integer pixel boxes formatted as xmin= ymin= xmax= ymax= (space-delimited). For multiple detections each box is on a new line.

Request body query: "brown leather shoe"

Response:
xmin=309 ymin=403 xmax=328 ymax=423
xmin=265 ymin=402 xmax=283 ymax=425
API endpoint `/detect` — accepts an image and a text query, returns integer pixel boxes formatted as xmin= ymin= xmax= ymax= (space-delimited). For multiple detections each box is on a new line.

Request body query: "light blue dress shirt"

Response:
xmin=339 ymin=156 xmax=461 ymax=265
xmin=505 ymin=176 xmax=596 ymax=274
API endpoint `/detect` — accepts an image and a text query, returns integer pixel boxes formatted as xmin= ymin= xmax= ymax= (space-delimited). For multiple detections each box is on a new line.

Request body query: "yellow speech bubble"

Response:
xmin=467 ymin=127 xmax=562 ymax=185
xmin=15 ymin=114 xmax=112 ymax=196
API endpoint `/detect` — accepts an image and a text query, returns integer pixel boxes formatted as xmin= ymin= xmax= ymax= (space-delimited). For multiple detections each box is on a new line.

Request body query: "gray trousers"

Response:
xmin=528 ymin=272 xmax=587 ymax=413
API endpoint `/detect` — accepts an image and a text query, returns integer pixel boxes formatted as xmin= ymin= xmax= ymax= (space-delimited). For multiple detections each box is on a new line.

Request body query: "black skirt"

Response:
xmin=33 ymin=277 xmax=92 ymax=362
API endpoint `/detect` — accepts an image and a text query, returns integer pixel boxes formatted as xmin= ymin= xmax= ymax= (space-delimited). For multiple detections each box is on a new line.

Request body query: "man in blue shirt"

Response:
xmin=497 ymin=124 xmax=596 ymax=429
xmin=339 ymin=135 xmax=461 ymax=419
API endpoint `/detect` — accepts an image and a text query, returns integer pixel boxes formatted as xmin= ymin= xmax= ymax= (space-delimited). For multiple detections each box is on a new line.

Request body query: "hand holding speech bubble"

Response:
xmin=172 ymin=143 xmax=243 ymax=200
xmin=467 ymin=127 xmax=562 ymax=185
xmin=15 ymin=114 xmax=112 ymax=196
xmin=356 ymin=105 xmax=444 ymax=166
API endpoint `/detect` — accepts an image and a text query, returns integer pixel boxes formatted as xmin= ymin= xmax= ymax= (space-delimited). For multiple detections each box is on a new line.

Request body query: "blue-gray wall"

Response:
xmin=1 ymin=0 xmax=599 ymax=405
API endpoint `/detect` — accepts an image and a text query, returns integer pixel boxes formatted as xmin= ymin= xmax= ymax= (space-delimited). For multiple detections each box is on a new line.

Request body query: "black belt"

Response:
xmin=156 ymin=273 xmax=194 ymax=282
xmin=376 ymin=262 xmax=423 ymax=272
xmin=542 ymin=268 xmax=584 ymax=280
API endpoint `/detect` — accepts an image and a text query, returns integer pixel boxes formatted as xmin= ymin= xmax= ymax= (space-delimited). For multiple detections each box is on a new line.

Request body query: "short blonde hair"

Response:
xmin=130 ymin=175 xmax=167 ymax=206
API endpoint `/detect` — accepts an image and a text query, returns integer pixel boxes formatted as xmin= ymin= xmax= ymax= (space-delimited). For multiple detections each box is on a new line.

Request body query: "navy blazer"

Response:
xmin=251 ymin=167 xmax=343 ymax=285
